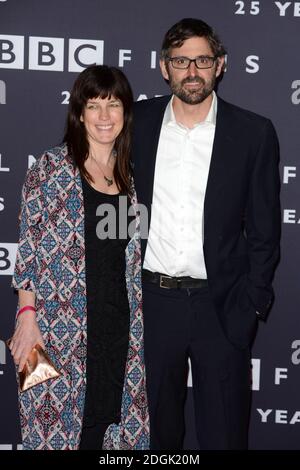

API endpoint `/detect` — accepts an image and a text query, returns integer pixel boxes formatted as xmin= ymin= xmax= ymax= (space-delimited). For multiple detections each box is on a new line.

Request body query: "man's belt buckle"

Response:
xmin=159 ymin=275 xmax=171 ymax=289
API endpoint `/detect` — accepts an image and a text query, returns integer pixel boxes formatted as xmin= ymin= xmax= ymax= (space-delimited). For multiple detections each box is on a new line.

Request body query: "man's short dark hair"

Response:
xmin=161 ymin=18 xmax=227 ymax=59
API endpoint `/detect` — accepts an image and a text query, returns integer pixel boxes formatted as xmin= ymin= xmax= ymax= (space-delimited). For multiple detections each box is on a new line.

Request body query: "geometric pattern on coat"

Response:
xmin=12 ymin=144 xmax=150 ymax=449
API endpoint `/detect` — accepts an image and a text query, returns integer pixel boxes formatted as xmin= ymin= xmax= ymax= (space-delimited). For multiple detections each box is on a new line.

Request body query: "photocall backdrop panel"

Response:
xmin=0 ymin=0 xmax=299 ymax=450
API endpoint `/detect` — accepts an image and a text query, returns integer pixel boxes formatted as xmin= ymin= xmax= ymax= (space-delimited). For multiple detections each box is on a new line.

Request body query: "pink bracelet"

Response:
xmin=16 ymin=305 xmax=36 ymax=319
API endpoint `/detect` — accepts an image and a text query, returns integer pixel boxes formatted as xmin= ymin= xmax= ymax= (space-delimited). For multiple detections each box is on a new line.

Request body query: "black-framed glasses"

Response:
xmin=166 ymin=55 xmax=217 ymax=70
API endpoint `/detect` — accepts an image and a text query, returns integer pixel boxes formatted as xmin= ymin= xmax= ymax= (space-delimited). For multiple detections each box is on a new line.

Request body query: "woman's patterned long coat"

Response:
xmin=12 ymin=144 xmax=149 ymax=450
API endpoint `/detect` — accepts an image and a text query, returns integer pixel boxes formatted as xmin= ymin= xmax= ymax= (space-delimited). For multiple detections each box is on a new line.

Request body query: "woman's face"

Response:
xmin=80 ymin=95 xmax=124 ymax=148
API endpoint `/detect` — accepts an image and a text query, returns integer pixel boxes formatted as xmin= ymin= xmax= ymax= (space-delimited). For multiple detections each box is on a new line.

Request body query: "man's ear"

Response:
xmin=215 ymin=56 xmax=225 ymax=78
xmin=160 ymin=59 xmax=170 ymax=81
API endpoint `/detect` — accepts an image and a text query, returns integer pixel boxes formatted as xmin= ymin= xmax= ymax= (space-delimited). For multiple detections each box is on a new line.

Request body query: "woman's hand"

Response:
xmin=8 ymin=311 xmax=45 ymax=372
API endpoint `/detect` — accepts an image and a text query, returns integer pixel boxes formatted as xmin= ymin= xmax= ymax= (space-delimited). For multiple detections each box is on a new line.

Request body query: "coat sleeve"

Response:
xmin=12 ymin=160 xmax=46 ymax=292
xmin=245 ymin=119 xmax=281 ymax=319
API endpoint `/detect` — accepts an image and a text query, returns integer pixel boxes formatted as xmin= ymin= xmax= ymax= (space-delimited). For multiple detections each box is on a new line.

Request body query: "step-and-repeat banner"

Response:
xmin=0 ymin=0 xmax=299 ymax=450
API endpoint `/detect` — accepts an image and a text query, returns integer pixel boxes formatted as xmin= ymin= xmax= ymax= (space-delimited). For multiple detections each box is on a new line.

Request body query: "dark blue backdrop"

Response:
xmin=0 ymin=0 xmax=299 ymax=450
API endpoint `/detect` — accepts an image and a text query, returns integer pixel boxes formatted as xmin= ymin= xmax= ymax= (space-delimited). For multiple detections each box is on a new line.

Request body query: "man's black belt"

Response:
xmin=142 ymin=269 xmax=208 ymax=289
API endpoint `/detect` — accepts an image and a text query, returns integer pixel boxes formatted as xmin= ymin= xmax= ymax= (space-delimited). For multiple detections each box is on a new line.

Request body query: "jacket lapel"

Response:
xmin=133 ymin=96 xmax=171 ymax=220
xmin=204 ymin=98 xmax=236 ymax=229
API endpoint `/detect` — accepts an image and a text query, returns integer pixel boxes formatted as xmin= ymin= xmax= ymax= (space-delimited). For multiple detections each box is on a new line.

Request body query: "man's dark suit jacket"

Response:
xmin=132 ymin=95 xmax=281 ymax=349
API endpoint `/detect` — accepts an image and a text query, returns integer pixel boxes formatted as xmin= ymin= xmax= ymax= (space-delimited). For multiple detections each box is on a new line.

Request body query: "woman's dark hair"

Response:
xmin=64 ymin=65 xmax=133 ymax=194
xmin=161 ymin=18 xmax=227 ymax=60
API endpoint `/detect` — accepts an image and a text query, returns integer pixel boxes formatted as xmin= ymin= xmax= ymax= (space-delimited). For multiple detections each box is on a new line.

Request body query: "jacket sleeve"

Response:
xmin=12 ymin=160 xmax=45 ymax=292
xmin=245 ymin=119 xmax=281 ymax=319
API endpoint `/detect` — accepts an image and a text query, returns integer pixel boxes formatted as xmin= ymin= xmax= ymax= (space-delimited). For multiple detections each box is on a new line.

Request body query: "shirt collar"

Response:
xmin=163 ymin=90 xmax=218 ymax=128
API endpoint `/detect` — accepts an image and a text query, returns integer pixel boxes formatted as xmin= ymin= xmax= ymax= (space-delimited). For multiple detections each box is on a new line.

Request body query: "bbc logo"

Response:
xmin=0 ymin=35 xmax=104 ymax=72
xmin=0 ymin=243 xmax=17 ymax=275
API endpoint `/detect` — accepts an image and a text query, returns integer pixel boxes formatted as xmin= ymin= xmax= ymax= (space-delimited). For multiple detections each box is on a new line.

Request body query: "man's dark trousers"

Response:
xmin=143 ymin=281 xmax=251 ymax=450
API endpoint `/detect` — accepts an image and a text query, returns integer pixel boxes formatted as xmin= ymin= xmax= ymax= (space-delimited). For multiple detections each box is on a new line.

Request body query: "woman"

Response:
xmin=9 ymin=65 xmax=149 ymax=450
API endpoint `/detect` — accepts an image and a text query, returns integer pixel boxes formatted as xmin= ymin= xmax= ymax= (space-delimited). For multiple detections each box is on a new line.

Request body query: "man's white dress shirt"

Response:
xmin=143 ymin=91 xmax=217 ymax=279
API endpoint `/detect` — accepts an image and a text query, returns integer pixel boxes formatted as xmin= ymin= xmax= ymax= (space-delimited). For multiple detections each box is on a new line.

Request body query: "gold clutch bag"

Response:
xmin=7 ymin=341 xmax=61 ymax=392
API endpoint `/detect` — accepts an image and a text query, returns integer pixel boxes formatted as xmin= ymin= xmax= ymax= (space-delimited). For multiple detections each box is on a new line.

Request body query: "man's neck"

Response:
xmin=172 ymin=93 xmax=213 ymax=129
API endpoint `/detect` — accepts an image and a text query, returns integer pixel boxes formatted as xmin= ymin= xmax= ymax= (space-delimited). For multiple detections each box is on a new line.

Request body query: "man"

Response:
xmin=132 ymin=18 xmax=280 ymax=450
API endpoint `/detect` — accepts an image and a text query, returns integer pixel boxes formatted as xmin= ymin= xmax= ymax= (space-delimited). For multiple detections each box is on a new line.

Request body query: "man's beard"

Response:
xmin=169 ymin=74 xmax=216 ymax=105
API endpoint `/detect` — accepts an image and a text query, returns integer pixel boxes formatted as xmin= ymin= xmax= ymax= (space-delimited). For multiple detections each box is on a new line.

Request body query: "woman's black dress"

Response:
xmin=80 ymin=176 xmax=133 ymax=449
